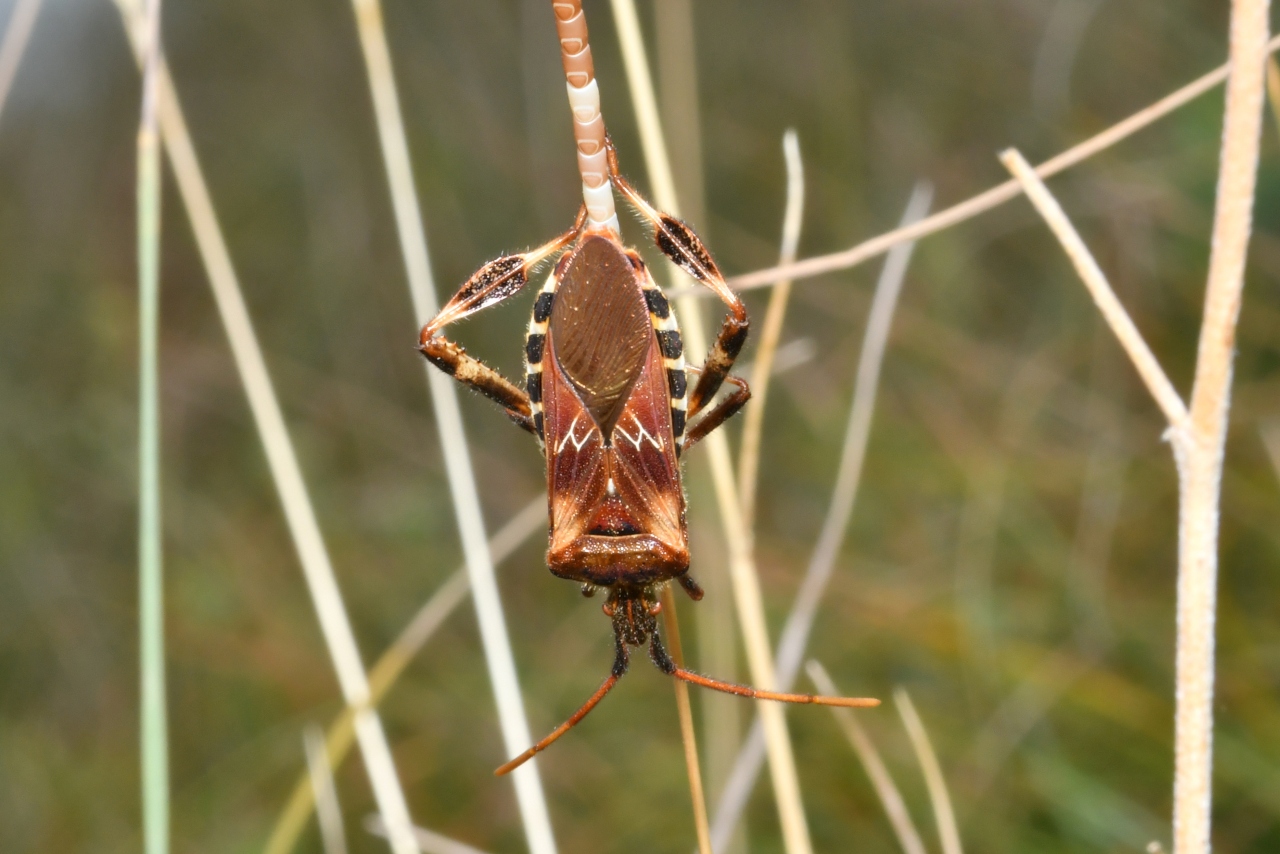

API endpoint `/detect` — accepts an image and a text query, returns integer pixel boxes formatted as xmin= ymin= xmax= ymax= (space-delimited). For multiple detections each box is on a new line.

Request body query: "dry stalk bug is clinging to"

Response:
xmin=418 ymin=0 xmax=878 ymax=776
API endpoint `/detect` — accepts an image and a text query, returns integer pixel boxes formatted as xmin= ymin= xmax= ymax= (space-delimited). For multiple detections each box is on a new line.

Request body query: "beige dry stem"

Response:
xmin=608 ymin=1 xmax=817 ymax=851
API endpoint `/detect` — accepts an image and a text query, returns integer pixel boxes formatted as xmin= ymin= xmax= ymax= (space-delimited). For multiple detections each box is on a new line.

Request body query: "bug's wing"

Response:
xmin=547 ymin=235 xmax=652 ymax=439
xmin=543 ymin=334 xmax=609 ymax=550
xmin=607 ymin=336 xmax=685 ymax=548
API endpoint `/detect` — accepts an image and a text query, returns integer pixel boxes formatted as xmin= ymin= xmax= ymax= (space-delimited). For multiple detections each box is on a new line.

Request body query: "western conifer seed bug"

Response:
xmin=418 ymin=0 xmax=878 ymax=776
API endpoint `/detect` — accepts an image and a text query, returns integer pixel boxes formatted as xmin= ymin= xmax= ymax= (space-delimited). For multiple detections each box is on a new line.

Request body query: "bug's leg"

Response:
xmin=676 ymin=574 xmax=704 ymax=601
xmin=606 ymin=141 xmax=749 ymax=416
xmin=419 ymin=337 xmax=536 ymax=435
xmin=420 ymin=207 xmax=585 ymax=340
xmin=648 ymin=631 xmax=879 ymax=709
xmin=418 ymin=208 xmax=585 ymax=432
xmin=494 ymin=619 xmax=630 ymax=776
xmin=681 ymin=374 xmax=750 ymax=452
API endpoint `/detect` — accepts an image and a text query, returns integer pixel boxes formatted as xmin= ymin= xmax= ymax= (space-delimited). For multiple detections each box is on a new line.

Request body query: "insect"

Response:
xmin=418 ymin=0 xmax=876 ymax=776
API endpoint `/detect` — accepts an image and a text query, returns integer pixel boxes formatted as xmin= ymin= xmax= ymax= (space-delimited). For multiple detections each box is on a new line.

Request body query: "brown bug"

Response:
xmin=418 ymin=0 xmax=876 ymax=776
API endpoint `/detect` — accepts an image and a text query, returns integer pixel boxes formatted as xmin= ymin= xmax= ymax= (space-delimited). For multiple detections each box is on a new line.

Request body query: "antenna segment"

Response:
xmin=553 ymin=1 xmax=619 ymax=233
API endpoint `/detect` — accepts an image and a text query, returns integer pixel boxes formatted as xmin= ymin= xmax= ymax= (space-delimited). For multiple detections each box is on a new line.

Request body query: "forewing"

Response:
xmin=543 ymin=328 xmax=607 ymax=549
xmin=608 ymin=336 xmax=685 ymax=546
xmin=548 ymin=235 xmax=652 ymax=438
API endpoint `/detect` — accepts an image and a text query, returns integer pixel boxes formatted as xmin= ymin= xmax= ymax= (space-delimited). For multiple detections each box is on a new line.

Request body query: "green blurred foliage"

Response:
xmin=1 ymin=0 xmax=1279 ymax=852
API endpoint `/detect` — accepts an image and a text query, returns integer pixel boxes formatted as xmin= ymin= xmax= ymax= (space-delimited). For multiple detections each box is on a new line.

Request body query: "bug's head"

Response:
xmin=602 ymin=584 xmax=659 ymax=647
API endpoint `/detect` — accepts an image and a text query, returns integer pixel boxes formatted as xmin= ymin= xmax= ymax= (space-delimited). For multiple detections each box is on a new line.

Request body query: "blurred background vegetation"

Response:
xmin=2 ymin=0 xmax=1279 ymax=852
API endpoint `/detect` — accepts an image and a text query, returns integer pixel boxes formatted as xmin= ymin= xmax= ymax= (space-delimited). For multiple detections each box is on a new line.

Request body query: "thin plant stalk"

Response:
xmin=1261 ymin=422 xmax=1280 ymax=479
xmin=608 ymin=2 xmax=815 ymax=851
xmin=999 ymin=150 xmax=1188 ymax=428
xmin=806 ymin=662 xmax=929 ymax=854
xmin=1265 ymin=56 xmax=1280 ymax=139
xmin=264 ymin=497 xmax=546 ymax=854
xmin=1175 ymin=2 xmax=1269 ymax=851
xmin=304 ymin=725 xmax=349 ymax=854
xmin=345 ymin=2 xmax=557 ymax=852
xmin=737 ymin=130 xmax=805 ymax=530
xmin=111 ymin=4 xmax=421 ymax=853
xmin=708 ymin=184 xmax=932 ymax=854
xmin=136 ymin=0 xmax=166 ymax=850
xmin=365 ymin=816 xmax=492 ymax=854
xmin=724 ymin=34 xmax=1280 ymax=293
xmin=1000 ymin=17 xmax=1271 ymax=829
xmin=660 ymin=586 xmax=713 ymax=854
xmin=894 ymin=688 xmax=964 ymax=854
xmin=0 ymin=0 xmax=41 ymax=122
xmin=653 ymin=3 xmax=741 ymax=833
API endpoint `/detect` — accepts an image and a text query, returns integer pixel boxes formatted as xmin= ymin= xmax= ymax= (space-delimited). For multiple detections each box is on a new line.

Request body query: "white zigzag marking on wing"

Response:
xmin=614 ymin=413 xmax=664 ymax=452
xmin=556 ymin=413 xmax=596 ymax=453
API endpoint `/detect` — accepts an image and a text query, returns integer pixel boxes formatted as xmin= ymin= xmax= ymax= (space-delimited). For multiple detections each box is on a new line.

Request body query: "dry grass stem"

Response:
xmin=304 ymin=725 xmax=349 ymax=854
xmin=895 ymin=688 xmax=964 ymax=854
xmin=0 ymin=0 xmax=41 ymax=122
xmin=1265 ymin=56 xmax=1280 ymax=139
xmin=1261 ymin=422 xmax=1280 ymax=480
xmin=725 ymin=34 xmax=1280 ymax=293
xmin=999 ymin=148 xmax=1190 ymax=431
xmin=264 ymin=497 xmax=546 ymax=854
xmin=807 ymin=662 xmax=929 ymax=854
xmin=738 ymin=129 xmax=805 ymax=530
xmin=660 ymin=586 xmax=713 ymax=854
xmin=346 ymin=2 xmax=557 ymax=851
xmin=1174 ymin=2 xmax=1270 ymax=851
xmin=365 ymin=815 xmax=492 ymax=854
xmin=136 ymin=0 xmax=166 ymax=849
xmin=653 ymin=4 xmax=742 ymax=836
xmin=609 ymin=2 xmax=815 ymax=851
xmin=111 ymin=3 xmax=421 ymax=853
xmin=708 ymin=183 xmax=930 ymax=853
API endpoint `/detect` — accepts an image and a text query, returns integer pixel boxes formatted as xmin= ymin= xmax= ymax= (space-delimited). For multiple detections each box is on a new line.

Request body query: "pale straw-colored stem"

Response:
xmin=1261 ymin=422 xmax=1280 ymax=479
xmin=607 ymin=3 xmax=815 ymax=852
xmin=725 ymin=35 xmax=1280 ymax=293
xmin=264 ymin=497 xmax=546 ymax=854
xmin=652 ymin=5 xmax=738 ymax=836
xmin=304 ymin=726 xmax=350 ymax=854
xmin=661 ymin=586 xmax=713 ymax=854
xmin=0 ymin=0 xmax=41 ymax=122
xmin=894 ymin=688 xmax=963 ymax=854
xmin=136 ymin=0 xmax=166 ymax=850
xmin=1175 ymin=2 xmax=1270 ymax=852
xmin=806 ymin=662 xmax=929 ymax=854
xmin=346 ymin=3 xmax=557 ymax=852
xmin=1264 ymin=56 xmax=1280 ymax=139
xmin=365 ymin=815 xmax=492 ymax=854
xmin=707 ymin=183 xmax=931 ymax=853
xmin=111 ymin=4 xmax=420 ymax=853
xmin=737 ymin=130 xmax=805 ymax=530
xmin=999 ymin=149 xmax=1190 ymax=432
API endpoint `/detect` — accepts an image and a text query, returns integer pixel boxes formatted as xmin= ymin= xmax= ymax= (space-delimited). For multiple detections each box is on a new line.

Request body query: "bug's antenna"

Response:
xmin=553 ymin=1 xmax=619 ymax=234
xmin=650 ymin=633 xmax=880 ymax=708
xmin=494 ymin=631 xmax=631 ymax=776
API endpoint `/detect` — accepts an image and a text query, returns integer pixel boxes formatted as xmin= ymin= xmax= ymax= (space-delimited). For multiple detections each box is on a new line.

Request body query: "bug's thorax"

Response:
xmin=539 ymin=234 xmax=690 ymax=587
